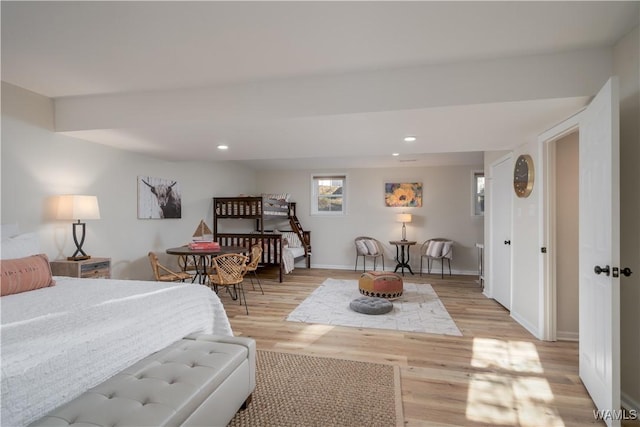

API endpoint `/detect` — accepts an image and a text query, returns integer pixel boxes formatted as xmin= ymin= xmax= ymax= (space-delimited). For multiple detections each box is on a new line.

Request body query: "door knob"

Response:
xmin=621 ymin=267 xmax=633 ymax=277
xmin=504 ymin=240 xmax=511 ymax=245
xmin=594 ymin=265 xmax=610 ymax=276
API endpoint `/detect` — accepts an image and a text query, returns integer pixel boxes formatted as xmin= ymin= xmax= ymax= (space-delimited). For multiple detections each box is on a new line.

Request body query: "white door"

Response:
xmin=579 ymin=77 xmax=620 ymax=426
xmin=490 ymin=156 xmax=513 ymax=310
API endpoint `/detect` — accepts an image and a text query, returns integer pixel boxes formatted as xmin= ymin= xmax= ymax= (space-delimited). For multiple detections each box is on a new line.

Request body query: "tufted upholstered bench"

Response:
xmin=29 ymin=334 xmax=255 ymax=427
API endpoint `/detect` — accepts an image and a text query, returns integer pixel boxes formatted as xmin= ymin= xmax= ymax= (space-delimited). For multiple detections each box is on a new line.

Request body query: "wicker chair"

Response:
xmin=177 ymin=254 xmax=210 ymax=283
xmin=209 ymin=254 xmax=249 ymax=314
xmin=354 ymin=236 xmax=385 ymax=272
xmin=420 ymin=238 xmax=453 ymax=278
xmin=244 ymin=244 xmax=264 ymax=295
xmin=148 ymin=252 xmax=193 ymax=283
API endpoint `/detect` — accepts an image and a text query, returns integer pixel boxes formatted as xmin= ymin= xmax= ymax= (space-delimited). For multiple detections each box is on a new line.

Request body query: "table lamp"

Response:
xmin=56 ymin=195 xmax=101 ymax=261
xmin=396 ymin=213 xmax=412 ymax=241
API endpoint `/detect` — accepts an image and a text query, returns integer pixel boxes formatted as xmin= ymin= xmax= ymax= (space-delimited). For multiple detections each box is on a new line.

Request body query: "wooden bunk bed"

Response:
xmin=213 ymin=196 xmax=311 ymax=282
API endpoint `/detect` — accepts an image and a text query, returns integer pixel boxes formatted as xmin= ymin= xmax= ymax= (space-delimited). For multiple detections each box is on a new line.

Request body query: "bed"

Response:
xmin=1 ymin=231 xmax=233 ymax=427
xmin=213 ymin=195 xmax=311 ymax=282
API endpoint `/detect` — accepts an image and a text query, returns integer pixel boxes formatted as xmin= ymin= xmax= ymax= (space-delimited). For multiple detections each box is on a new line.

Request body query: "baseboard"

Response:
xmin=622 ymin=391 xmax=640 ymax=415
xmin=304 ymin=263 xmax=478 ymax=276
xmin=556 ymin=330 xmax=579 ymax=342
xmin=510 ymin=310 xmax=541 ymax=339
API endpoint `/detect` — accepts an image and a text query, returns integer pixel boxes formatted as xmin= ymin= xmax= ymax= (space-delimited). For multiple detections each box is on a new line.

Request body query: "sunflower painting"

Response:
xmin=385 ymin=182 xmax=423 ymax=207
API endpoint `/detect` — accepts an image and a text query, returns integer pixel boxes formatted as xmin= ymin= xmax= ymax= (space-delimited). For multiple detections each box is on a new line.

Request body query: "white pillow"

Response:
xmin=426 ymin=241 xmax=444 ymax=258
xmin=355 ymin=240 xmax=368 ymax=255
xmin=441 ymin=242 xmax=453 ymax=259
xmin=282 ymin=232 xmax=302 ymax=248
xmin=262 ymin=193 xmax=291 ymax=202
xmin=1 ymin=223 xmax=20 ymax=240
xmin=1 ymin=232 xmax=41 ymax=260
xmin=364 ymin=239 xmax=379 ymax=255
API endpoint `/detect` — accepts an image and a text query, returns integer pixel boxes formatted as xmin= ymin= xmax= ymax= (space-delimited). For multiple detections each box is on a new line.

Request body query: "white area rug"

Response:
xmin=286 ymin=278 xmax=462 ymax=336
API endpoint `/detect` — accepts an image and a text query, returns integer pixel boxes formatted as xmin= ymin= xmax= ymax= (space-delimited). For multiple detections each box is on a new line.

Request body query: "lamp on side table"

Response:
xmin=56 ymin=195 xmax=101 ymax=261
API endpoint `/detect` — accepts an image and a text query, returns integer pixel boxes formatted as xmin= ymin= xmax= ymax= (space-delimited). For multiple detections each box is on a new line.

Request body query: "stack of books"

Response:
xmin=188 ymin=241 xmax=220 ymax=250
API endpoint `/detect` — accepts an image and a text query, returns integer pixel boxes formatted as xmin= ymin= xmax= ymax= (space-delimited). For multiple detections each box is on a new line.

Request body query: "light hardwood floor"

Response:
xmin=217 ymin=267 xmax=632 ymax=426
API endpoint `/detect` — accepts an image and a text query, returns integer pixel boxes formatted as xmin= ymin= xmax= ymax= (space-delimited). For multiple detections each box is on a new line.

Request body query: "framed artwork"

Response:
xmin=385 ymin=182 xmax=422 ymax=207
xmin=137 ymin=176 xmax=182 ymax=219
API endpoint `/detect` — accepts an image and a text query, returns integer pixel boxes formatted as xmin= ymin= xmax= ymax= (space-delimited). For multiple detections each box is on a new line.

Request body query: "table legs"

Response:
xmin=393 ymin=244 xmax=414 ymax=276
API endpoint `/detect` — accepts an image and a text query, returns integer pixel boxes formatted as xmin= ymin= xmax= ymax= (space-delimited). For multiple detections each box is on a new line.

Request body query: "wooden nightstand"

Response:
xmin=50 ymin=257 xmax=111 ymax=279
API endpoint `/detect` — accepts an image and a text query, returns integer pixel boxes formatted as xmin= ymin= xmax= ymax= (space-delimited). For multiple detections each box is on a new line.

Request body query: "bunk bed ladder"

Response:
xmin=289 ymin=215 xmax=312 ymax=267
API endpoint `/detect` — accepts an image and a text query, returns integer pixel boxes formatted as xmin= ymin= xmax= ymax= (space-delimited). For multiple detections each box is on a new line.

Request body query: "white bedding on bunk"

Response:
xmin=0 ymin=277 xmax=232 ymax=427
xmin=282 ymin=247 xmax=305 ymax=274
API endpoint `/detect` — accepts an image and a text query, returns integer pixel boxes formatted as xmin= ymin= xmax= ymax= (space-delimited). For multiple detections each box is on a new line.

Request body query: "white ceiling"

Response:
xmin=2 ymin=1 xmax=638 ymax=169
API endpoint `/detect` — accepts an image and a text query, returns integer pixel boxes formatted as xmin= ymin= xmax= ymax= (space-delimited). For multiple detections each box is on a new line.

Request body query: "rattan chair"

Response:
xmin=208 ymin=253 xmax=249 ymax=314
xmin=354 ymin=236 xmax=385 ymax=272
xmin=177 ymin=254 xmax=211 ymax=283
xmin=148 ymin=252 xmax=193 ymax=283
xmin=244 ymin=244 xmax=264 ymax=295
xmin=420 ymin=238 xmax=453 ymax=278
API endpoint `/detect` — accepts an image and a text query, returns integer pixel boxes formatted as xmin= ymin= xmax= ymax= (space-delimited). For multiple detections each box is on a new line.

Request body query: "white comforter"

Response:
xmin=0 ymin=277 xmax=233 ymax=427
xmin=282 ymin=246 xmax=305 ymax=274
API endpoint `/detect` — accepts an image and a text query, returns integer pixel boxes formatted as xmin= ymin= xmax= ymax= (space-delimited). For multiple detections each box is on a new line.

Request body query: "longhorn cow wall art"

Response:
xmin=137 ymin=176 xmax=182 ymax=219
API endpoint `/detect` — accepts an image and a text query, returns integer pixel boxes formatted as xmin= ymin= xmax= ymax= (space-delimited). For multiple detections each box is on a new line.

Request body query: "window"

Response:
xmin=311 ymin=174 xmax=346 ymax=215
xmin=472 ymin=171 xmax=485 ymax=216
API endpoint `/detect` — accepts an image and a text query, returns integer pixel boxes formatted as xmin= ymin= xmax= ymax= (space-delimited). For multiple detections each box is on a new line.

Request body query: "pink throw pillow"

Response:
xmin=1 ymin=254 xmax=56 ymax=296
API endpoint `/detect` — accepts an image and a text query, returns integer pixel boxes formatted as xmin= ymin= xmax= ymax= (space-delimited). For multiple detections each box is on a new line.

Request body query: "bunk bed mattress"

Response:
xmin=1 ymin=277 xmax=232 ymax=427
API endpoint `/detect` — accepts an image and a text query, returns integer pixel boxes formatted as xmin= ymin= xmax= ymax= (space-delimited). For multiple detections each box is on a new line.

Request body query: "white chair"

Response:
xmin=354 ymin=236 xmax=385 ymax=272
xmin=420 ymin=239 xmax=453 ymax=278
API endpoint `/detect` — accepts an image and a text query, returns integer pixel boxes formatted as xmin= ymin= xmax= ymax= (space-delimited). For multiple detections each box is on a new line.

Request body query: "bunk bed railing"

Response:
xmin=212 ymin=196 xmax=309 ymax=281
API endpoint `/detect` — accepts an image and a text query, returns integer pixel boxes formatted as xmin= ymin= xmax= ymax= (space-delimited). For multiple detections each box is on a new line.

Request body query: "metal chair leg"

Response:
xmin=249 ymin=271 xmax=264 ymax=295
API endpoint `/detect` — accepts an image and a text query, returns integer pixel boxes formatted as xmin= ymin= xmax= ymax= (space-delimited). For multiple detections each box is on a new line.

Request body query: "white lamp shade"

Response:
xmin=396 ymin=213 xmax=412 ymax=223
xmin=56 ymin=195 xmax=101 ymax=220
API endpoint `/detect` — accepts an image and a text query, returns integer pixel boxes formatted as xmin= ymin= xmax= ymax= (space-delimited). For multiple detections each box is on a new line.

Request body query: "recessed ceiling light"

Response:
xmin=217 ymin=145 xmax=228 ymax=150
xmin=403 ymin=136 xmax=417 ymax=143
xmin=392 ymin=153 xmax=400 ymax=157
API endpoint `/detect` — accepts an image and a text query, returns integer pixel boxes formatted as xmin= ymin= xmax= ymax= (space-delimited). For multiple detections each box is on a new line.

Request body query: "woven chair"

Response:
xmin=148 ymin=252 xmax=193 ymax=283
xmin=244 ymin=244 xmax=264 ymax=295
xmin=177 ymin=254 xmax=210 ymax=283
xmin=209 ymin=253 xmax=249 ymax=315
xmin=354 ymin=236 xmax=385 ymax=272
xmin=420 ymin=238 xmax=453 ymax=278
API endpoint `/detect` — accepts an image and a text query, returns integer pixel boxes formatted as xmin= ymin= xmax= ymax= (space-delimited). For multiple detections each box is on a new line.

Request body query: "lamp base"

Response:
xmin=67 ymin=255 xmax=91 ymax=261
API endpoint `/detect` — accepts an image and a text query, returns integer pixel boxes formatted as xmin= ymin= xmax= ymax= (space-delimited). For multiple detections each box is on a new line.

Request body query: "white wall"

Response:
xmin=1 ymin=82 xmax=257 ymax=279
xmin=614 ymin=25 xmax=640 ymax=413
xmin=255 ymin=165 xmax=484 ymax=275
xmin=1 ymin=82 xmax=484 ymax=280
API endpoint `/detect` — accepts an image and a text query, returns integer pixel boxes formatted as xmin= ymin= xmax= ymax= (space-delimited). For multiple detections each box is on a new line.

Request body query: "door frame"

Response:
xmin=538 ymin=109 xmax=584 ymax=341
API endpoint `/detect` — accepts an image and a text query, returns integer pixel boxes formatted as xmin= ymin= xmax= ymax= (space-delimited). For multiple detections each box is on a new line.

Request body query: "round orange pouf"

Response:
xmin=358 ymin=271 xmax=403 ymax=299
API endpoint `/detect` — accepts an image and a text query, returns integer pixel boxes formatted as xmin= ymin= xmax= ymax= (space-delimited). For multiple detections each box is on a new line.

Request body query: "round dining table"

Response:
xmin=166 ymin=245 xmax=247 ymax=285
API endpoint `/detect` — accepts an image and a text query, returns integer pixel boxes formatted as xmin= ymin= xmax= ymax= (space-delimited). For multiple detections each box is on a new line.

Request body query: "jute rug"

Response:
xmin=228 ymin=350 xmax=403 ymax=427
xmin=286 ymin=278 xmax=462 ymax=336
